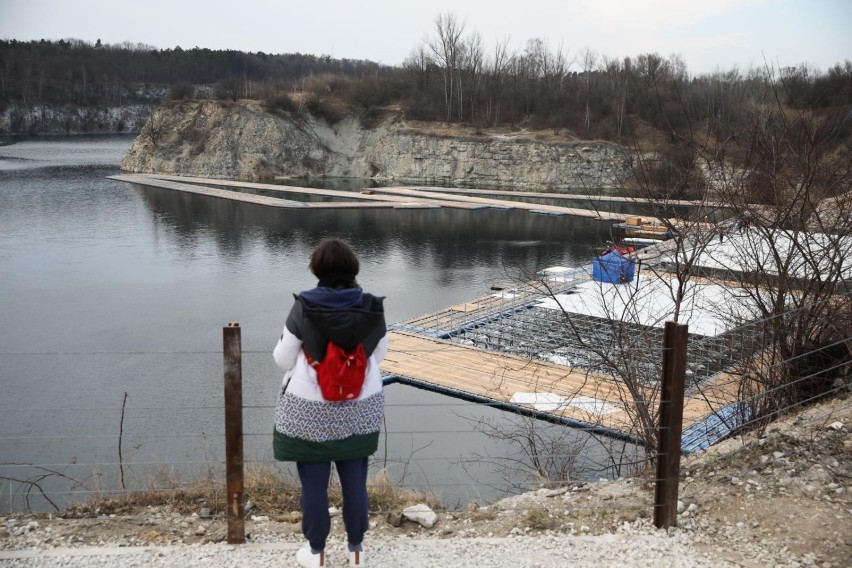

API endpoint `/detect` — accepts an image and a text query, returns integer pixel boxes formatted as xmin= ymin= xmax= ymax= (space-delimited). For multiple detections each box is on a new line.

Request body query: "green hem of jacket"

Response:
xmin=273 ymin=429 xmax=379 ymax=462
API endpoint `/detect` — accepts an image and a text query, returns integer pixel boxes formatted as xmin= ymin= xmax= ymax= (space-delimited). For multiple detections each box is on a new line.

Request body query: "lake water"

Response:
xmin=0 ymin=136 xmax=629 ymax=513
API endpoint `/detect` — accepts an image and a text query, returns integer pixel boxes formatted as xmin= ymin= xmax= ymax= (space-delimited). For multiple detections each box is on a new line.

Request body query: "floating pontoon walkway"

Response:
xmin=410 ymin=186 xmax=722 ymax=208
xmin=379 ymin=331 xmax=743 ymax=451
xmin=109 ymin=174 xmax=627 ymax=220
xmin=109 ymin=174 xmax=455 ymax=209
xmin=379 ymin=276 xmax=746 ymax=452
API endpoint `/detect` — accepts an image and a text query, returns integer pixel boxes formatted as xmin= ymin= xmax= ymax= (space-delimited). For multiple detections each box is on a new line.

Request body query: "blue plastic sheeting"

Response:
xmin=592 ymin=251 xmax=636 ymax=284
xmin=681 ymin=403 xmax=747 ymax=454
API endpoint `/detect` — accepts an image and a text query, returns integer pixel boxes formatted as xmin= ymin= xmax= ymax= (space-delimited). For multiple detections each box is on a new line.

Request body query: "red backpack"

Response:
xmin=304 ymin=342 xmax=368 ymax=401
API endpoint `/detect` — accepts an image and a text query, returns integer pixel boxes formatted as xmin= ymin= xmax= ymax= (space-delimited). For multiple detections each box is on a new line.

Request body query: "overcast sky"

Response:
xmin=1 ymin=0 xmax=849 ymax=75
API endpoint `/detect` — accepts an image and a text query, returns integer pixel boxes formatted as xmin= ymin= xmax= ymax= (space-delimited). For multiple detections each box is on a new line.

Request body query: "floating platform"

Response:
xmin=109 ymin=174 xmax=627 ymax=220
xmin=379 ymin=263 xmax=749 ymax=453
xmin=369 ymin=186 xmax=625 ymax=220
xmin=413 ymin=186 xmax=720 ymax=208
xmin=109 ymin=174 xmax=452 ymax=210
xmin=612 ymin=218 xmax=677 ymax=240
xmin=380 ymin=307 xmax=744 ymax=452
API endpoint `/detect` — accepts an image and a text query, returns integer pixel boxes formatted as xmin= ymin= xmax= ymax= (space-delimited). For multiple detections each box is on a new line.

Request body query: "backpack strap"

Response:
xmin=303 ymin=347 xmax=320 ymax=368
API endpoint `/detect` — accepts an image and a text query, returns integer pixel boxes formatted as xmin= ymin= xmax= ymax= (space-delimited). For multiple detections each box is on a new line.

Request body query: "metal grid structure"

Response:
xmin=393 ymin=260 xmax=765 ymax=391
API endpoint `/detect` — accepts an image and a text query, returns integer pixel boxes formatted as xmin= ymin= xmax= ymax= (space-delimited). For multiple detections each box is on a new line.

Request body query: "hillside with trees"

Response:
xmin=2 ymin=15 xmax=851 ymax=175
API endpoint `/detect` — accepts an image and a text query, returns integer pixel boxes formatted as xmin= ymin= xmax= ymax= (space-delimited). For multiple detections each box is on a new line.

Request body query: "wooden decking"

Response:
xmin=109 ymin=174 xmax=627 ymax=220
xmin=410 ymin=186 xmax=721 ymax=208
xmin=367 ymin=187 xmax=627 ymax=220
xmin=380 ymin=329 xmax=742 ymax=443
xmin=380 ymin=270 xmax=744 ymax=449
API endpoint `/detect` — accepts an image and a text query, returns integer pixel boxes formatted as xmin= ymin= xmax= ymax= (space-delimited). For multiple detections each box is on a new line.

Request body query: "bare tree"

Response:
xmin=695 ymin=84 xmax=852 ymax=430
xmin=579 ymin=46 xmax=597 ymax=136
xmin=483 ymin=35 xmax=513 ymax=126
xmin=425 ymin=12 xmax=466 ymax=122
xmin=461 ymin=31 xmax=484 ymax=123
xmin=141 ymin=105 xmax=160 ymax=148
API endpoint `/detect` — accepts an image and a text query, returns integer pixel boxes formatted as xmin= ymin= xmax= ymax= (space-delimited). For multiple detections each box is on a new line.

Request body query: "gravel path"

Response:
xmin=0 ymin=534 xmax=734 ymax=567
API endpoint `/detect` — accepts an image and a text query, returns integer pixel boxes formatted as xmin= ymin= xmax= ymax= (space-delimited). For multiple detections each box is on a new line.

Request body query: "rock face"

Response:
xmin=1 ymin=104 xmax=151 ymax=135
xmin=120 ymin=100 xmax=632 ymax=189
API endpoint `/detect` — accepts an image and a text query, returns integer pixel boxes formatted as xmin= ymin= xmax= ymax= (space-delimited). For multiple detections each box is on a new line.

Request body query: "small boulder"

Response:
xmin=386 ymin=510 xmax=403 ymax=528
xmin=402 ymin=504 xmax=438 ymax=529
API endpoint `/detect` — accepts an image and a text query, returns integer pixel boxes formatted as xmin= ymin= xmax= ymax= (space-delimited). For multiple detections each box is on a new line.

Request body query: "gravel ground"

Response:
xmin=0 ymin=533 xmax=748 ymax=568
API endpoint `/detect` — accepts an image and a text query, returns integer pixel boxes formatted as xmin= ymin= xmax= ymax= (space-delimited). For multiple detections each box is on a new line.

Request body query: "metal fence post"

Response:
xmin=654 ymin=320 xmax=688 ymax=529
xmin=223 ymin=322 xmax=245 ymax=544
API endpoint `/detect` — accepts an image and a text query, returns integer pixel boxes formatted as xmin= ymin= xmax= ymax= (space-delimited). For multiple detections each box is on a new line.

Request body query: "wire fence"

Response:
xmin=1 ymin=306 xmax=849 ymax=530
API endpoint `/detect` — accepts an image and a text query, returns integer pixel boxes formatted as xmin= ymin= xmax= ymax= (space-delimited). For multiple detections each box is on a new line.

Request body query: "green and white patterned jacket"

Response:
xmin=273 ymin=287 xmax=387 ymax=462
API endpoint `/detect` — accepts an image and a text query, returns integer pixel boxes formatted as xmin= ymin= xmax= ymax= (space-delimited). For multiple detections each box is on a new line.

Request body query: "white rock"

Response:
xmin=677 ymin=500 xmax=685 ymax=513
xmin=828 ymin=421 xmax=844 ymax=431
xmin=402 ymin=504 xmax=438 ymax=529
xmin=328 ymin=506 xmax=340 ymax=517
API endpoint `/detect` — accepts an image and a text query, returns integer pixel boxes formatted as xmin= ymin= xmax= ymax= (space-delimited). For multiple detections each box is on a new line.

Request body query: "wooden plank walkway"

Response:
xmin=110 ymin=174 xmax=628 ymax=219
xmin=380 ymin=263 xmax=746 ymax=449
xmin=380 ymin=329 xmax=742 ymax=441
xmin=110 ymin=174 xmax=313 ymax=208
xmin=412 ymin=186 xmax=719 ymax=208
xmin=370 ymin=187 xmax=626 ymax=220
xmin=111 ymin=174 xmax=500 ymax=211
xmin=109 ymin=174 xmax=456 ymax=209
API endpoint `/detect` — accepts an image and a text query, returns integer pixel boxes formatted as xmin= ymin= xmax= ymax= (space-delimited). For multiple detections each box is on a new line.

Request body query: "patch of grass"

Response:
xmin=66 ymin=463 xmax=441 ymax=518
xmin=525 ymin=508 xmax=557 ymax=530
xmin=471 ymin=509 xmax=497 ymax=522
xmin=365 ymin=468 xmax=442 ymax=513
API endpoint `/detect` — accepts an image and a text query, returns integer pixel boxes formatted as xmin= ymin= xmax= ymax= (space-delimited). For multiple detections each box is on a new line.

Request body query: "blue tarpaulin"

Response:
xmin=592 ymin=251 xmax=635 ymax=284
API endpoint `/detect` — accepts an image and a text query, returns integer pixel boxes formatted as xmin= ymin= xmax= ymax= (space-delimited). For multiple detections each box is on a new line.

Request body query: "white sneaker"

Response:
xmin=296 ymin=544 xmax=325 ymax=567
xmin=348 ymin=544 xmax=366 ymax=567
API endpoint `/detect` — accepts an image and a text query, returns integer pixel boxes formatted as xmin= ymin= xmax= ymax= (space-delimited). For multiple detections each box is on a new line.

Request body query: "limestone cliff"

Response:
xmin=1 ymin=103 xmax=151 ymax=135
xmin=120 ymin=100 xmax=632 ymax=190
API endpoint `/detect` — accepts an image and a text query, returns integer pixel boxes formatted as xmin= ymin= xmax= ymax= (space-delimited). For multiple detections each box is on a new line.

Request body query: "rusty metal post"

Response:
xmin=654 ymin=321 xmax=688 ymax=529
xmin=223 ymin=322 xmax=245 ymax=544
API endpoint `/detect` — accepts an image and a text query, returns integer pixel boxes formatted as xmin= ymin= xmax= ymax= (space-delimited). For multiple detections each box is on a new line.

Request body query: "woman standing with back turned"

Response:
xmin=273 ymin=238 xmax=387 ymax=567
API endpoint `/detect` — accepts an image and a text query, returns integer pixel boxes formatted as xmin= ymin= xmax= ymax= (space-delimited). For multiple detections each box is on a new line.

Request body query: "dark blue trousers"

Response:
xmin=296 ymin=457 xmax=369 ymax=551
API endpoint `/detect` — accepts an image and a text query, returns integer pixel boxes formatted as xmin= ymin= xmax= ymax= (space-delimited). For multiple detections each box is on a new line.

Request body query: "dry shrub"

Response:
xmin=71 ymin=463 xmax=442 ymax=518
xmin=525 ymin=508 xmax=557 ymax=530
xmin=365 ymin=468 xmax=441 ymax=513
xmin=263 ymin=92 xmax=297 ymax=114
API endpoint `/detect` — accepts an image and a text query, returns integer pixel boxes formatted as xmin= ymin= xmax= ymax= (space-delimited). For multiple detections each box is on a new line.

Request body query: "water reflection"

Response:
xmin=132 ymin=182 xmax=609 ymax=282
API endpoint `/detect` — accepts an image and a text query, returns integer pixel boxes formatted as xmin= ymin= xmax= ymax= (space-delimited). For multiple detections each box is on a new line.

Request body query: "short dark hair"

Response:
xmin=309 ymin=238 xmax=360 ymax=287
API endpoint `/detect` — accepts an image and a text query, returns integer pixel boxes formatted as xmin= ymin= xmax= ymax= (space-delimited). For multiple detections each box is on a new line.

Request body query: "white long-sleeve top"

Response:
xmin=273 ymin=326 xmax=388 ymax=402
